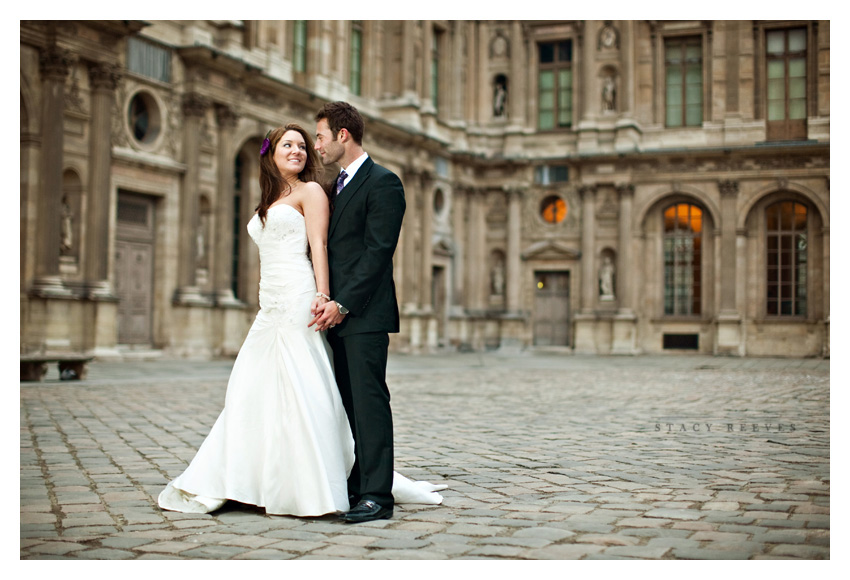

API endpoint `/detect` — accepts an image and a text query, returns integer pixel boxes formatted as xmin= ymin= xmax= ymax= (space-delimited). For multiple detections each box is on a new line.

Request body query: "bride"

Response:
xmin=158 ymin=123 xmax=444 ymax=517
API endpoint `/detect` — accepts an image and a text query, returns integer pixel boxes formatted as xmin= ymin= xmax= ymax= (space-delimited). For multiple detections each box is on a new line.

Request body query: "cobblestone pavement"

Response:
xmin=20 ymin=352 xmax=830 ymax=560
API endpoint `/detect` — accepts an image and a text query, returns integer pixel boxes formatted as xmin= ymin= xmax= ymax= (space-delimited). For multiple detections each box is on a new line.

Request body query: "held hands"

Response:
xmin=310 ymin=291 xmax=331 ymax=318
xmin=308 ymin=295 xmax=347 ymax=332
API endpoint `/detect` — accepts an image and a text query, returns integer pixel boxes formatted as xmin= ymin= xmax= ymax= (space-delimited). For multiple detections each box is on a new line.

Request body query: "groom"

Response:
xmin=309 ymin=102 xmax=406 ymax=523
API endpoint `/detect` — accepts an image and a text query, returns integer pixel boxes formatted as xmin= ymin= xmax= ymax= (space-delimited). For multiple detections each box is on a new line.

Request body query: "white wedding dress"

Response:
xmin=158 ymin=203 xmax=445 ymax=516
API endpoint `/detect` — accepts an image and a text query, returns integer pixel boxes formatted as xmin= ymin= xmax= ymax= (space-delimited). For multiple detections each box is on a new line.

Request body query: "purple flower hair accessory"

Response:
xmin=259 ymin=130 xmax=271 ymax=157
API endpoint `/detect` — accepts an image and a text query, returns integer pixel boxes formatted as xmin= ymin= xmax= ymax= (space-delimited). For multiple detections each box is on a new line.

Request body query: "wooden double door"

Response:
xmin=114 ymin=192 xmax=155 ymax=345
xmin=533 ymin=271 xmax=571 ymax=346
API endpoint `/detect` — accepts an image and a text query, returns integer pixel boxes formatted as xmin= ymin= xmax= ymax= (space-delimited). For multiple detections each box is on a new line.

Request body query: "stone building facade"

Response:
xmin=20 ymin=20 xmax=830 ymax=359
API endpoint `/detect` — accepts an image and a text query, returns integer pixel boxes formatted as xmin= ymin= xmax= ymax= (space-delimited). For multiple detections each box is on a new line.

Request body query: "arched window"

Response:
xmin=663 ymin=203 xmax=703 ymax=315
xmin=293 ymin=21 xmax=308 ymax=73
xmin=231 ymin=154 xmax=243 ymax=298
xmin=766 ymin=201 xmax=807 ymax=316
xmin=350 ymin=21 xmax=363 ymax=95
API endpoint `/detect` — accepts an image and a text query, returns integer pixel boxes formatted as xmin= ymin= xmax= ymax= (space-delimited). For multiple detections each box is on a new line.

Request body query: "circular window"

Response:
xmin=433 ymin=189 xmax=445 ymax=214
xmin=128 ymin=92 xmax=161 ymax=145
xmin=540 ymin=195 xmax=567 ymax=224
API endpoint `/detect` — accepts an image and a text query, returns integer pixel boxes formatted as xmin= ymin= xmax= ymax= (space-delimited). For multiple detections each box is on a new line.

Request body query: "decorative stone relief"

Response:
xmin=110 ymin=83 xmax=130 ymax=148
xmin=598 ymin=22 xmax=619 ymax=50
xmin=718 ymin=179 xmax=740 ymax=196
xmin=64 ymin=64 xmax=85 ymax=114
xmin=490 ymin=31 xmax=510 ymax=59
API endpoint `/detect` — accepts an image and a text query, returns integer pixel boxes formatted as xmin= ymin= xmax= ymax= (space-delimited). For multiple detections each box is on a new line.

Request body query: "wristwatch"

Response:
xmin=335 ymin=301 xmax=349 ymax=315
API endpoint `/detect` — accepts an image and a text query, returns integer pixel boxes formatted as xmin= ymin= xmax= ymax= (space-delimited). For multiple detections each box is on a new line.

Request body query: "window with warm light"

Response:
xmin=540 ymin=195 xmax=567 ymax=224
xmin=663 ymin=203 xmax=702 ymax=315
xmin=766 ymin=201 xmax=807 ymax=316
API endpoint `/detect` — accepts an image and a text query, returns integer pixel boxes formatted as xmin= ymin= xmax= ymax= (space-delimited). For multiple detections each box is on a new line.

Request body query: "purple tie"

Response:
xmin=335 ymin=170 xmax=348 ymax=196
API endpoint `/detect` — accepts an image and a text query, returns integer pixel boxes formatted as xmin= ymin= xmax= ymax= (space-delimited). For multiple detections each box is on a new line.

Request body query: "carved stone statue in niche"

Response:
xmin=60 ymin=195 xmax=73 ymax=255
xmin=490 ymin=257 xmax=505 ymax=296
xmin=494 ymin=81 xmax=507 ymax=118
xmin=602 ymin=76 xmax=616 ymax=112
xmin=196 ymin=213 xmax=208 ymax=268
xmin=599 ymin=255 xmax=615 ymax=300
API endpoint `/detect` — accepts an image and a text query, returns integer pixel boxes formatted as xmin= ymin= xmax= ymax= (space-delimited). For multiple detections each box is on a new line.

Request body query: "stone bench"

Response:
xmin=20 ymin=355 xmax=94 ymax=381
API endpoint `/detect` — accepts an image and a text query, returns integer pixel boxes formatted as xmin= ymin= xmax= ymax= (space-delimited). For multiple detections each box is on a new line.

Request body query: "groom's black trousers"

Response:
xmin=328 ymin=331 xmax=394 ymax=509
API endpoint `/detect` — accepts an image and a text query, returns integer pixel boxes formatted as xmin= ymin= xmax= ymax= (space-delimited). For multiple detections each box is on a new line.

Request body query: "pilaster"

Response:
xmin=174 ymin=92 xmax=210 ymax=304
xmin=715 ymin=179 xmax=743 ymax=356
xmin=85 ymin=61 xmax=122 ymax=299
xmin=612 ymin=183 xmax=639 ymax=354
xmin=31 ymin=45 xmax=73 ymax=297
xmin=213 ymin=104 xmax=242 ymax=306
xmin=574 ymin=184 xmax=598 ymax=353
xmin=505 ymin=187 xmax=523 ymax=313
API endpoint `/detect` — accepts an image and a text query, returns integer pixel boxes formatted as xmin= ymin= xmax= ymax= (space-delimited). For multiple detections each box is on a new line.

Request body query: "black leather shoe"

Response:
xmin=340 ymin=499 xmax=393 ymax=523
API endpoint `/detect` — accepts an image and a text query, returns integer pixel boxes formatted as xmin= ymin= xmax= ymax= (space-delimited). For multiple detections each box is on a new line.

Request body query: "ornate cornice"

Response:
xmin=616 ymin=183 xmax=635 ymax=197
xmin=718 ymin=179 xmax=740 ymax=197
xmin=88 ymin=62 xmax=122 ymax=91
xmin=578 ymin=184 xmax=598 ymax=199
xmin=39 ymin=46 xmax=71 ymax=81
xmin=182 ymin=93 xmax=210 ymax=118
xmin=214 ymin=104 xmax=239 ymax=129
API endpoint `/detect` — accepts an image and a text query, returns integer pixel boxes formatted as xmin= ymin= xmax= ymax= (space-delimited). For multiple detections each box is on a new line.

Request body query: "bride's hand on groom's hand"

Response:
xmin=308 ymin=301 xmax=344 ymax=332
xmin=309 ymin=296 xmax=326 ymax=317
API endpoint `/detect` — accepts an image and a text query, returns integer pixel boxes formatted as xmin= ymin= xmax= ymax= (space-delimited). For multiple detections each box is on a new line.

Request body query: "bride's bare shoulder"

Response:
xmin=301 ymin=181 xmax=327 ymax=195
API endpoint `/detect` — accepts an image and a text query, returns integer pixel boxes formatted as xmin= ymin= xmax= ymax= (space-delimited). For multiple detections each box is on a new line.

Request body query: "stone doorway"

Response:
xmin=114 ymin=192 xmax=155 ymax=345
xmin=432 ymin=265 xmax=447 ymax=346
xmin=533 ymin=271 xmax=571 ymax=346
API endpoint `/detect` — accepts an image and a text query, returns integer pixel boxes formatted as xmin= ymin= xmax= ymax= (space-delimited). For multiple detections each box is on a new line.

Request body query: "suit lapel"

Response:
xmin=329 ymin=157 xmax=374 ymax=238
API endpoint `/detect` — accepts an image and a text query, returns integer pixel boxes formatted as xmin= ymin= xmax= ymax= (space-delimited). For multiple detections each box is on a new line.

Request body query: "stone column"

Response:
xmin=85 ymin=62 xmax=121 ymax=297
xmin=579 ymin=185 xmax=598 ymax=313
xmin=450 ymin=21 xmax=464 ymax=121
xmin=499 ymin=186 xmax=525 ymax=350
xmin=616 ymin=184 xmax=634 ymax=313
xmin=421 ymin=21 xmax=433 ymax=107
xmin=174 ymin=92 xmax=209 ymax=303
xmin=32 ymin=46 xmax=72 ymax=296
xmin=465 ymin=21 xmax=478 ymax=121
xmin=401 ymin=21 xmax=417 ymax=99
xmin=509 ymin=21 xmax=525 ymax=125
xmin=419 ymin=172 xmax=434 ymax=312
xmin=213 ymin=104 xmax=240 ymax=305
xmin=400 ymin=168 xmax=419 ymax=314
xmin=573 ymin=184 xmax=598 ymax=353
xmin=451 ymin=187 xmax=466 ymax=312
xmin=612 ymin=183 xmax=638 ymax=354
xmin=716 ymin=179 xmax=743 ymax=355
xmin=465 ymin=187 xmax=488 ymax=349
xmin=478 ymin=22 xmax=490 ymax=125
xmin=823 ymin=221 xmax=830 ymax=358
xmin=398 ymin=167 xmax=420 ymax=350
xmin=468 ymin=188 xmax=488 ymax=311
xmin=505 ymin=187 xmax=522 ymax=312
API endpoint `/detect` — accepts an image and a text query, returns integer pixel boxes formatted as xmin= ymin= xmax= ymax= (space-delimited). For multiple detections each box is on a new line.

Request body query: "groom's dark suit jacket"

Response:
xmin=327 ymin=156 xmax=405 ymax=337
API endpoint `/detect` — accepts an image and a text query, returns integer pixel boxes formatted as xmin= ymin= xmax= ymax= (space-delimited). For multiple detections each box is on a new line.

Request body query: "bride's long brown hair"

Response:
xmin=256 ymin=123 xmax=329 ymax=226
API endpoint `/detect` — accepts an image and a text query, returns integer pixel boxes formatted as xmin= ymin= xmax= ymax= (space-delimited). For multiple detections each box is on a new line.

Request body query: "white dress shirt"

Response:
xmin=339 ymin=152 xmax=369 ymax=188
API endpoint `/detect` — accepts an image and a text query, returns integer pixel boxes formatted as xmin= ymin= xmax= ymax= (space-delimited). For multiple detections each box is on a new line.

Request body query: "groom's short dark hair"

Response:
xmin=315 ymin=101 xmax=364 ymax=145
